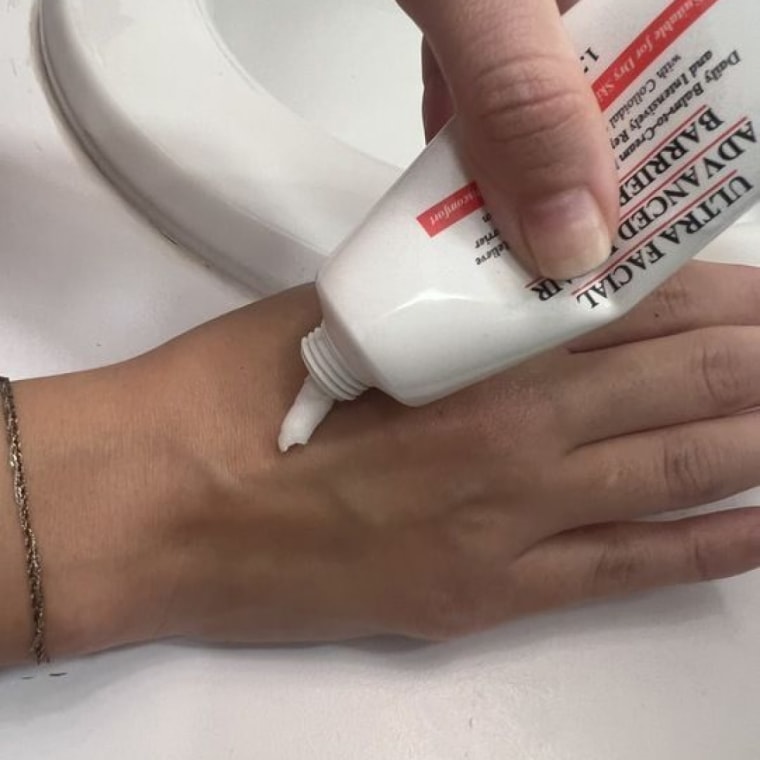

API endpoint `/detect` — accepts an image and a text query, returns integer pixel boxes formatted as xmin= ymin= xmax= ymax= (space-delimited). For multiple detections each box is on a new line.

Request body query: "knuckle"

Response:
xmin=694 ymin=332 xmax=748 ymax=411
xmin=472 ymin=54 xmax=587 ymax=160
xmin=418 ymin=574 xmax=488 ymax=640
xmin=660 ymin=433 xmax=725 ymax=505
xmin=589 ymin=531 xmax=642 ymax=594
xmin=683 ymin=528 xmax=718 ymax=582
xmin=651 ymin=271 xmax=694 ymax=323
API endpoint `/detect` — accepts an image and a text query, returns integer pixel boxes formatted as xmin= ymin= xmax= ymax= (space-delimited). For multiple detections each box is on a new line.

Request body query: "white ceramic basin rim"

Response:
xmin=39 ymin=0 xmax=423 ymax=294
xmin=204 ymin=0 xmax=425 ymax=168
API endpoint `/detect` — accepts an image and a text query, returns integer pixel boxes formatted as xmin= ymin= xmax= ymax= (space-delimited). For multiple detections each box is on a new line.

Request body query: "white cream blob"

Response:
xmin=278 ymin=377 xmax=336 ymax=453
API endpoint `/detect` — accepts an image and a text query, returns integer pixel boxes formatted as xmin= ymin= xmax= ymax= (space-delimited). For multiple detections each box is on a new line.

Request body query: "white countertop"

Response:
xmin=1 ymin=2 xmax=759 ymax=758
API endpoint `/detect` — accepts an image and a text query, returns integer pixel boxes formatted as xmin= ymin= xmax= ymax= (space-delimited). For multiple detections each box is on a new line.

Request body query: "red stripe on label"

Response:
xmin=417 ymin=182 xmax=485 ymax=237
xmin=593 ymin=0 xmax=720 ymax=111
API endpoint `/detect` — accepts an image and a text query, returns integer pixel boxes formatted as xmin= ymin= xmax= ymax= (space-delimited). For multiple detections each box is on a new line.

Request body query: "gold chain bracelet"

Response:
xmin=0 ymin=377 xmax=48 ymax=665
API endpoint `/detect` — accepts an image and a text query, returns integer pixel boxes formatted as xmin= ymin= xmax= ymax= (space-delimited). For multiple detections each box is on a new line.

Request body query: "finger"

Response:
xmin=400 ymin=0 xmax=618 ymax=279
xmin=505 ymin=508 xmax=760 ymax=618
xmin=421 ymin=39 xmax=454 ymax=142
xmin=561 ymin=411 xmax=760 ymax=527
xmin=557 ymin=326 xmax=760 ymax=445
xmin=569 ymin=263 xmax=760 ymax=353
xmin=419 ymin=0 xmax=586 ymax=142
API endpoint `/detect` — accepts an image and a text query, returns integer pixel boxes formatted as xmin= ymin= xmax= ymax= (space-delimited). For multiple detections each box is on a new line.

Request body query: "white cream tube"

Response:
xmin=280 ymin=0 xmax=760 ymax=452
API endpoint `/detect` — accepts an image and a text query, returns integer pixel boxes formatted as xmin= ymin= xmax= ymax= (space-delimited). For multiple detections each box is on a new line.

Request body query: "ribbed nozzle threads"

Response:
xmin=301 ymin=325 xmax=368 ymax=402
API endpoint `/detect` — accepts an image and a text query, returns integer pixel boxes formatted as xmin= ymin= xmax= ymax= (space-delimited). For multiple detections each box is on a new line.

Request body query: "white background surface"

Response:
xmin=1 ymin=1 xmax=760 ymax=758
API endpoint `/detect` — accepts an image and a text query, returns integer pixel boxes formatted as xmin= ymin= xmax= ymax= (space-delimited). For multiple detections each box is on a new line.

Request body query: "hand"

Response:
xmin=5 ymin=263 xmax=760 ymax=664
xmin=400 ymin=0 xmax=618 ymax=279
xmin=147 ymin=262 xmax=760 ymax=644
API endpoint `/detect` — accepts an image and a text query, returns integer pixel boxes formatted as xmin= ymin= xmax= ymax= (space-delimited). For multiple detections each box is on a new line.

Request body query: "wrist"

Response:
xmin=6 ymin=359 xmax=198 ymax=660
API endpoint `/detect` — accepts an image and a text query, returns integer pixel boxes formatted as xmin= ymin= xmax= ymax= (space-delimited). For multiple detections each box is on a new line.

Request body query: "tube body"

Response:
xmin=301 ymin=0 xmax=760 ymax=407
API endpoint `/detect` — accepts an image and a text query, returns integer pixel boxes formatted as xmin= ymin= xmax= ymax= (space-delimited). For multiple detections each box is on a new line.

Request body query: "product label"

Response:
xmin=417 ymin=182 xmax=485 ymax=237
xmin=318 ymin=0 xmax=760 ymax=407
xmin=416 ymin=0 xmax=759 ymax=311
xmin=592 ymin=0 xmax=720 ymax=111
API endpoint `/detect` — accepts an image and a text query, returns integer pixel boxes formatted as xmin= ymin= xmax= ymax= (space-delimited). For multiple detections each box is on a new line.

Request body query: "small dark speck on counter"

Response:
xmin=49 ymin=672 xmax=68 ymax=678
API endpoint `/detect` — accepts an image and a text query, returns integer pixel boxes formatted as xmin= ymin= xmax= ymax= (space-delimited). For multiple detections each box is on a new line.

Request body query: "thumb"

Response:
xmin=401 ymin=0 xmax=618 ymax=280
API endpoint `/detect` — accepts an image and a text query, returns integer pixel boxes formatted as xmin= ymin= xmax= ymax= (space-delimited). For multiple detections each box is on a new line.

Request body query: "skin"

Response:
xmin=1 ymin=0 xmax=758 ymax=667
xmin=2 ymin=263 xmax=760 ymax=666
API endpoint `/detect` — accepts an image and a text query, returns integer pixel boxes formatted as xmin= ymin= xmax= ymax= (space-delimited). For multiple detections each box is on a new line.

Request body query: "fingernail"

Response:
xmin=521 ymin=188 xmax=612 ymax=279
